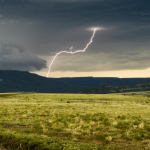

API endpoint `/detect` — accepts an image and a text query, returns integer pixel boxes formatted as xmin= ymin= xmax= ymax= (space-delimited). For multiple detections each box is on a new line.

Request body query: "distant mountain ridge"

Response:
xmin=79 ymin=80 xmax=150 ymax=94
xmin=0 ymin=70 xmax=150 ymax=93
xmin=53 ymin=77 xmax=150 ymax=87
xmin=0 ymin=70 xmax=80 ymax=93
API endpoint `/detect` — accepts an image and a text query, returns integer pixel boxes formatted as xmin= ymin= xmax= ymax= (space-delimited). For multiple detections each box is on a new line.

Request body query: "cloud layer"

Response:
xmin=0 ymin=0 xmax=150 ymax=73
xmin=0 ymin=43 xmax=47 ymax=71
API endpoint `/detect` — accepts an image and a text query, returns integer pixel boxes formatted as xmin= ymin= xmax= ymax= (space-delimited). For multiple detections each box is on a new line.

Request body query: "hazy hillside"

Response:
xmin=0 ymin=70 xmax=81 ymax=93
xmin=79 ymin=80 xmax=150 ymax=94
xmin=53 ymin=77 xmax=150 ymax=87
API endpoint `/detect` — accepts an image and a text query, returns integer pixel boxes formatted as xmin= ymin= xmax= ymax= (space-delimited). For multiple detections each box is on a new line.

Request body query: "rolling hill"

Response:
xmin=0 ymin=70 xmax=80 ymax=93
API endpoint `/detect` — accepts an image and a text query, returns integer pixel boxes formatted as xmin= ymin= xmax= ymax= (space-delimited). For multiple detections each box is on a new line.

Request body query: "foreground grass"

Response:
xmin=0 ymin=93 xmax=150 ymax=149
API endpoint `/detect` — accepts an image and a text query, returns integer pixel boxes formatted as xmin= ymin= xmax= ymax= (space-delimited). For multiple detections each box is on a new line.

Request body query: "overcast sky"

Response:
xmin=0 ymin=0 xmax=150 ymax=77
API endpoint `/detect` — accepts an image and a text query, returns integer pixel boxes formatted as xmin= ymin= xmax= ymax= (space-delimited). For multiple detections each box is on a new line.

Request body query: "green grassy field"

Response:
xmin=0 ymin=92 xmax=150 ymax=149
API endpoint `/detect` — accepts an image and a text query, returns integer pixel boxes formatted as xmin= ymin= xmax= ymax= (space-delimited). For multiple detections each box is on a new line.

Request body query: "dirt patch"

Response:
xmin=0 ymin=146 xmax=8 ymax=150
xmin=2 ymin=124 xmax=13 ymax=128
xmin=3 ymin=125 xmax=32 ymax=130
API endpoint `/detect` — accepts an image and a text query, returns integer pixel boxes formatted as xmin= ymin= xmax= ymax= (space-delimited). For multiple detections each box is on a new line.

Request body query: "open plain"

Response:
xmin=0 ymin=93 xmax=150 ymax=149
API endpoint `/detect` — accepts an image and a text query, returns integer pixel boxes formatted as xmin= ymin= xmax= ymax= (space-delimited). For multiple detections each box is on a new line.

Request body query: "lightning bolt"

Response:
xmin=47 ymin=28 xmax=97 ymax=77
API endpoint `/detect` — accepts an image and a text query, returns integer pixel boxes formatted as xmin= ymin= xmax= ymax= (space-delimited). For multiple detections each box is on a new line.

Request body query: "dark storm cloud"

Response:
xmin=0 ymin=0 xmax=150 ymax=72
xmin=0 ymin=42 xmax=47 ymax=71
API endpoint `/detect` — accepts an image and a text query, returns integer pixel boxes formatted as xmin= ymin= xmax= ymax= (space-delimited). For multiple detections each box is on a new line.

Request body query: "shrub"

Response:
xmin=96 ymin=134 xmax=109 ymax=144
xmin=133 ymin=120 xmax=140 ymax=125
xmin=96 ymin=134 xmax=105 ymax=141
xmin=117 ymin=115 xmax=126 ymax=120
xmin=116 ymin=121 xmax=129 ymax=129
xmin=55 ymin=127 xmax=63 ymax=132
xmin=134 ymin=134 xmax=142 ymax=141
xmin=103 ymin=119 xmax=110 ymax=126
